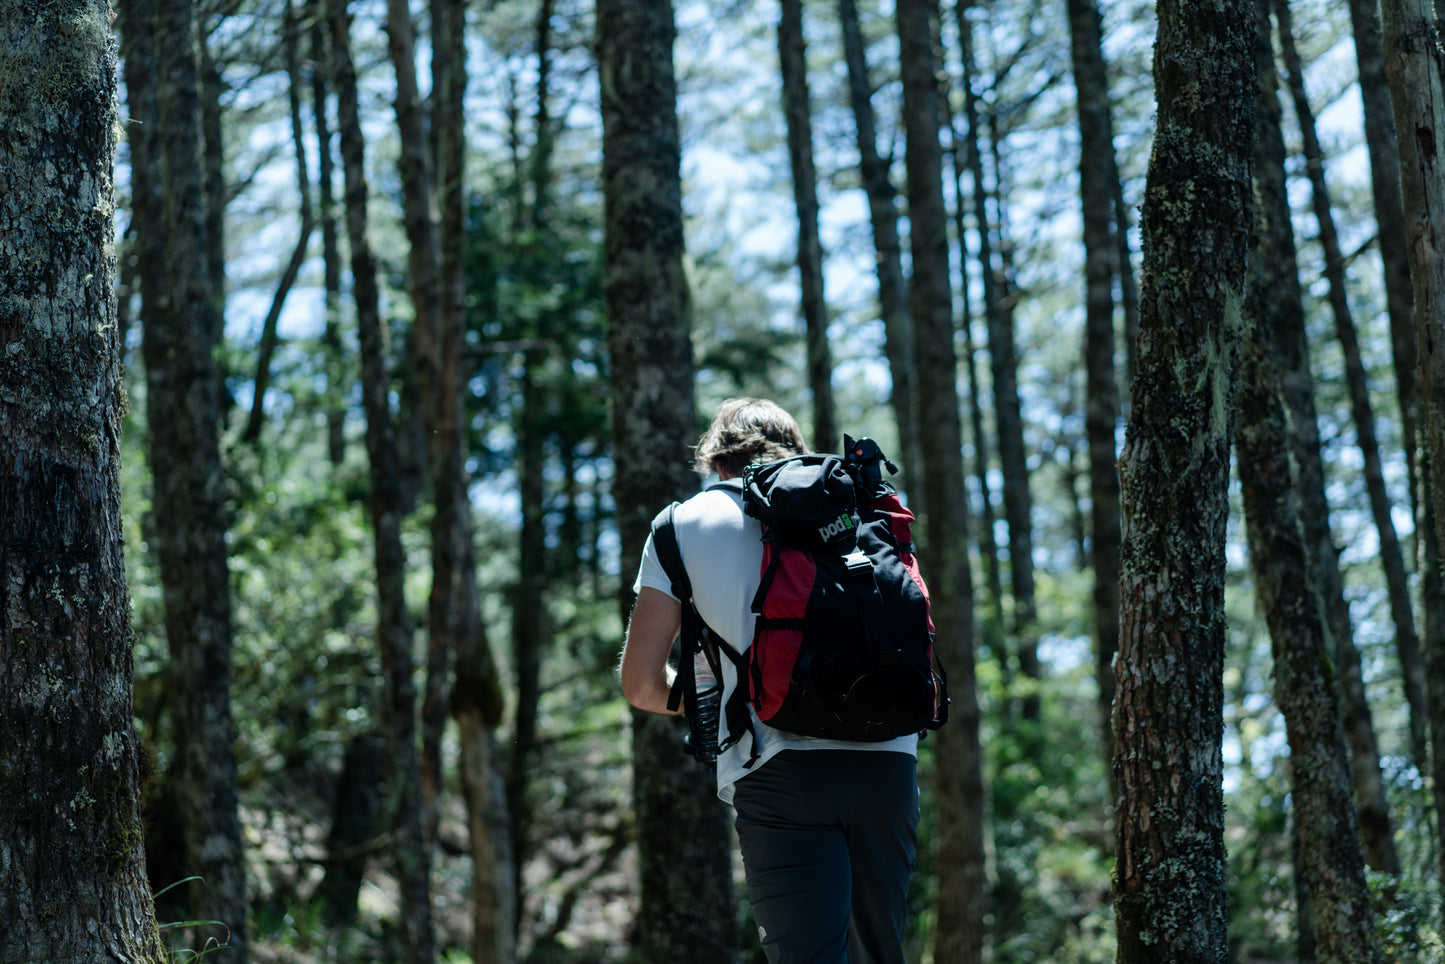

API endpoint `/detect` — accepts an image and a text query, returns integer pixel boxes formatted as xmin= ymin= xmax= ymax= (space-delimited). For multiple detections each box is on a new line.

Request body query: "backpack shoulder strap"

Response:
xmin=651 ymin=502 xmax=690 ymax=602
xmin=650 ymin=505 xmax=696 ymax=715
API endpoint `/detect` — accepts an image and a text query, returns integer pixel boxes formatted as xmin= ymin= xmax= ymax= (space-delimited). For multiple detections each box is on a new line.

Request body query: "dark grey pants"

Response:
xmin=731 ymin=749 xmax=919 ymax=964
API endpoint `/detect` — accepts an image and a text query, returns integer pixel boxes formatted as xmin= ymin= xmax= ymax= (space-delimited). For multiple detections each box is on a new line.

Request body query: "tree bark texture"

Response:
xmin=1065 ymin=0 xmax=1124 ymax=790
xmin=838 ymin=0 xmax=920 ymax=498
xmin=1251 ymin=0 xmax=1399 ymax=877
xmin=1381 ymin=0 xmax=1445 ymax=572
xmin=0 ymin=4 xmax=165 ymax=956
xmin=144 ymin=0 xmax=249 ymax=953
xmin=1240 ymin=15 xmax=1383 ymax=951
xmin=778 ymin=0 xmax=837 ymax=451
xmin=1111 ymin=0 xmax=1254 ymax=956
xmin=332 ymin=2 xmax=436 ymax=959
xmin=597 ymin=1 xmax=737 ymax=959
xmin=897 ymin=2 xmax=988 ymax=962
xmin=1237 ymin=281 xmax=1381 ymax=964
xmin=1276 ymin=0 xmax=1428 ymax=770
xmin=1376 ymin=0 xmax=1445 ymax=906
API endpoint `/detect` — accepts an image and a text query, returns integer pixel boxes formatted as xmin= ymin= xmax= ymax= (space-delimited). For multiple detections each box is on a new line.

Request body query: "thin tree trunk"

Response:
xmin=1251 ymin=0 xmax=1401 ymax=877
xmin=897 ymin=3 xmax=988 ymax=963
xmin=838 ymin=0 xmax=920 ymax=496
xmin=430 ymin=0 xmax=514 ymax=955
xmin=779 ymin=0 xmax=836 ymax=450
xmin=1065 ymin=0 xmax=1124 ymax=793
xmin=332 ymin=2 xmax=436 ymax=958
xmin=309 ymin=0 xmax=346 ymax=466
xmin=1240 ymin=15 xmax=1383 ymax=954
xmin=1237 ymin=115 xmax=1381 ymax=962
xmin=597 ymin=0 xmax=737 ymax=958
xmin=509 ymin=350 xmax=548 ymax=920
xmin=1276 ymin=0 xmax=1428 ymax=769
xmin=0 ymin=4 xmax=165 ymax=952
xmin=383 ymin=0 xmax=452 ymax=861
xmin=1237 ymin=332 xmax=1380 ymax=964
xmin=1345 ymin=0 xmax=1420 ymax=526
xmin=150 ymin=0 xmax=249 ymax=954
xmin=508 ymin=0 xmax=559 ymax=925
xmin=245 ymin=0 xmax=315 ymax=444
xmin=956 ymin=0 xmax=1010 ymax=688
xmin=1111 ymin=0 xmax=1254 ymax=956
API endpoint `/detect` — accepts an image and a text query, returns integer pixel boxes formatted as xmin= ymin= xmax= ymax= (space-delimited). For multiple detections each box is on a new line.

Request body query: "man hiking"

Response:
xmin=620 ymin=397 xmax=925 ymax=963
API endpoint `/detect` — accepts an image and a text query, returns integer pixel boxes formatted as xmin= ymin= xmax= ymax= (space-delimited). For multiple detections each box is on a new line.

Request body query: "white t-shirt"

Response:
xmin=633 ymin=480 xmax=918 ymax=804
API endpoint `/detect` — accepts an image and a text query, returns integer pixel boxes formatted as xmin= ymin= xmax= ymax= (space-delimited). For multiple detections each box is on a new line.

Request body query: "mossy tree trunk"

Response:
xmin=1110 ymin=0 xmax=1254 ymax=955
xmin=0 ymin=2 xmax=165 ymax=956
xmin=597 ymin=0 xmax=737 ymax=959
xmin=896 ymin=1 xmax=988 ymax=962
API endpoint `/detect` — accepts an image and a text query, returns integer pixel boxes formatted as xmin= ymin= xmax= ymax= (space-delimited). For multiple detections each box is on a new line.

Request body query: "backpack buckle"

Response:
xmin=843 ymin=550 xmax=870 ymax=574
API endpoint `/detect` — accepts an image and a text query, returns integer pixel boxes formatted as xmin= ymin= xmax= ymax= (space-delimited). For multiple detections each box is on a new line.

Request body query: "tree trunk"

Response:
xmin=1275 ymin=0 xmax=1428 ymax=769
xmin=1237 ymin=327 xmax=1379 ymax=964
xmin=597 ymin=0 xmax=737 ymax=959
xmin=1111 ymin=0 xmax=1253 ymax=957
xmin=316 ymin=732 xmax=384 ymax=926
xmin=778 ymin=0 xmax=837 ymax=450
xmin=1376 ymin=0 xmax=1445 ymax=909
xmin=897 ymin=3 xmax=988 ymax=963
xmin=383 ymin=0 xmax=451 ymax=855
xmin=1065 ymin=0 xmax=1125 ymax=793
xmin=245 ymin=0 xmax=315 ymax=445
xmin=0 ymin=4 xmax=165 ymax=954
xmin=332 ymin=2 xmax=436 ymax=958
xmin=509 ymin=351 xmax=548 ymax=916
xmin=986 ymin=239 xmax=1041 ymax=726
xmin=1238 ymin=278 xmax=1381 ymax=964
xmin=1239 ymin=13 xmax=1383 ymax=953
xmin=838 ymin=0 xmax=920 ymax=496
xmin=147 ymin=0 xmax=249 ymax=954
xmin=1345 ymin=0 xmax=1420 ymax=526
xmin=430 ymin=0 xmax=515 ymax=955
xmin=1382 ymin=0 xmax=1445 ymax=557
xmin=199 ymin=18 xmax=226 ymax=357
xmin=310 ymin=0 xmax=347 ymax=466
xmin=456 ymin=679 xmax=517 ymax=964
xmin=1252 ymin=0 xmax=1400 ymax=876
xmin=956 ymin=0 xmax=1012 ymax=692
xmin=1420 ymin=467 xmax=1445 ymax=906
xmin=507 ymin=2 xmax=563 ymax=928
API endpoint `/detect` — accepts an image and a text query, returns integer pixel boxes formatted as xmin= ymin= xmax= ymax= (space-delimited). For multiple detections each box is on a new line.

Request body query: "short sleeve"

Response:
xmin=632 ymin=532 xmax=677 ymax=601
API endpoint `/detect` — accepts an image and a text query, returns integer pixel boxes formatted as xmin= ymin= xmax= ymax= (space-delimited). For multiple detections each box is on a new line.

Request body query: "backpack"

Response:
xmin=655 ymin=436 xmax=948 ymax=768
